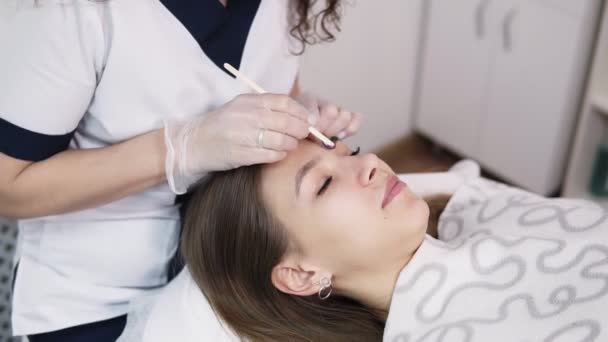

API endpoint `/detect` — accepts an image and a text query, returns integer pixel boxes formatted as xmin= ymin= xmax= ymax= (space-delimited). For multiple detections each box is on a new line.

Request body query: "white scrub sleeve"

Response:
xmin=0 ymin=1 xmax=106 ymax=160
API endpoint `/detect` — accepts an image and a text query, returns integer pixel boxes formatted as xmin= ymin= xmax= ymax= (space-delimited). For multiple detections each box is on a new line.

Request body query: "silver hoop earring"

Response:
xmin=317 ymin=277 xmax=332 ymax=300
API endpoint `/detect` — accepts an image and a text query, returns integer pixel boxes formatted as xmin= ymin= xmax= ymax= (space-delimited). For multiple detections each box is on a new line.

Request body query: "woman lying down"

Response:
xmin=118 ymin=140 xmax=608 ymax=342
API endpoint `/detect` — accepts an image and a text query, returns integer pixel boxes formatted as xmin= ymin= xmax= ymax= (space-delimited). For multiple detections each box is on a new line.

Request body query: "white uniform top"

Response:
xmin=0 ymin=0 xmax=298 ymax=335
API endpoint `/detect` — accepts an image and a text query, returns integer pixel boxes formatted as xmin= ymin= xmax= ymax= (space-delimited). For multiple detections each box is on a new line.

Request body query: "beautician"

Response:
xmin=0 ymin=0 xmax=359 ymax=340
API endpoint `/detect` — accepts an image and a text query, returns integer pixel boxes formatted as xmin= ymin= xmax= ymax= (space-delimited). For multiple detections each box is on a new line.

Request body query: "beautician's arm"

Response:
xmin=0 ymin=74 xmax=308 ymax=220
xmin=0 ymin=129 xmax=166 ymax=219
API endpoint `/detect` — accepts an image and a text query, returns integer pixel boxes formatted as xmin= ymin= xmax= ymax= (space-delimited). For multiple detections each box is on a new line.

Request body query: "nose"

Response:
xmin=357 ymin=153 xmax=381 ymax=186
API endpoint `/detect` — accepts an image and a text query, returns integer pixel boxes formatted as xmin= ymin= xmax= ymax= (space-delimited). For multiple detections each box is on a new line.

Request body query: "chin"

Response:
xmin=414 ymin=199 xmax=431 ymax=234
xmin=410 ymin=196 xmax=430 ymax=216
xmin=394 ymin=203 xmax=429 ymax=237
xmin=420 ymin=198 xmax=431 ymax=218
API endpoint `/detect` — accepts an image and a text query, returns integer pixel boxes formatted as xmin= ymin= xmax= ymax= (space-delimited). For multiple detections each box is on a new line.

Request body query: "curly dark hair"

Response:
xmin=289 ymin=0 xmax=344 ymax=54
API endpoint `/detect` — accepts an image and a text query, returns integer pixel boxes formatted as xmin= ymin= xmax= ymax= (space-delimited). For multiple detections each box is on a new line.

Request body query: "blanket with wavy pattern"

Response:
xmin=384 ymin=177 xmax=608 ymax=342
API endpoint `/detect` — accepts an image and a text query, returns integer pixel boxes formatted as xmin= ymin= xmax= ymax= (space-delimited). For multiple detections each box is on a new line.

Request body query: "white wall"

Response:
xmin=299 ymin=0 xmax=423 ymax=152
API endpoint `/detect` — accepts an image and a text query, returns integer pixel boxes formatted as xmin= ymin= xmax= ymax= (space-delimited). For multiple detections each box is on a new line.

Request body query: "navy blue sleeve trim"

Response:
xmin=0 ymin=117 xmax=74 ymax=161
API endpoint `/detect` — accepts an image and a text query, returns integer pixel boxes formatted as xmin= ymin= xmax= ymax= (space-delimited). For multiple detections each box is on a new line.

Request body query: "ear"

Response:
xmin=271 ymin=257 xmax=331 ymax=297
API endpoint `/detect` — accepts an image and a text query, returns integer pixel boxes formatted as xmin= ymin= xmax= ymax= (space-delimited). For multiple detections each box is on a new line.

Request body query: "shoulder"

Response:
xmin=1 ymin=0 xmax=110 ymax=71
xmin=2 ymin=0 xmax=106 ymax=16
xmin=7 ymin=0 xmax=105 ymax=7
xmin=2 ymin=0 xmax=109 ymax=26
xmin=2 ymin=0 xmax=108 ymax=40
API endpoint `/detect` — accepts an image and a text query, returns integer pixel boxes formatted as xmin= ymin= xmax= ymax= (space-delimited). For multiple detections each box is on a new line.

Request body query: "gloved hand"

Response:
xmin=164 ymin=93 xmax=313 ymax=194
xmin=296 ymin=92 xmax=362 ymax=140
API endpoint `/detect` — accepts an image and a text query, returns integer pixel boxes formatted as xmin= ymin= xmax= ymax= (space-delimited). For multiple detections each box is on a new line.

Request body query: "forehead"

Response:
xmin=262 ymin=140 xmax=350 ymax=181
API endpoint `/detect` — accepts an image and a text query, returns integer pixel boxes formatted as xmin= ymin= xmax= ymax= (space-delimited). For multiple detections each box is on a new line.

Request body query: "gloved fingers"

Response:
xmin=338 ymin=111 xmax=362 ymax=139
xmin=257 ymin=129 xmax=299 ymax=152
xmin=258 ymin=93 xmax=315 ymax=125
xmin=315 ymin=103 xmax=340 ymax=134
xmin=258 ymin=108 xmax=309 ymax=140
xmin=236 ymin=147 xmax=288 ymax=166
xmin=294 ymin=92 xmax=321 ymax=126
xmin=323 ymin=108 xmax=353 ymax=138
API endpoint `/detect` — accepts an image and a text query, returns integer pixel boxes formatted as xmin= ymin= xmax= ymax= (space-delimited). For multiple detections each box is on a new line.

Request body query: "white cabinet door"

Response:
xmin=479 ymin=2 xmax=589 ymax=194
xmin=534 ymin=0 xmax=596 ymax=18
xmin=415 ymin=0 xmax=493 ymax=156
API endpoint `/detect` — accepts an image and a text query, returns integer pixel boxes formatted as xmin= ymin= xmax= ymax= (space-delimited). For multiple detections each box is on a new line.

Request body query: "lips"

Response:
xmin=382 ymin=175 xmax=405 ymax=209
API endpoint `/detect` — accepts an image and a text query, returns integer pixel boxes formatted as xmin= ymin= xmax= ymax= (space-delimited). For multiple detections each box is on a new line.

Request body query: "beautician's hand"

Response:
xmin=164 ymin=94 xmax=313 ymax=194
xmin=296 ymin=92 xmax=362 ymax=140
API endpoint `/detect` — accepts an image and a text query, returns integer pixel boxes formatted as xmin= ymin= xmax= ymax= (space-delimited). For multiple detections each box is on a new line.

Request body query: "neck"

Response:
xmin=338 ymin=245 xmax=421 ymax=320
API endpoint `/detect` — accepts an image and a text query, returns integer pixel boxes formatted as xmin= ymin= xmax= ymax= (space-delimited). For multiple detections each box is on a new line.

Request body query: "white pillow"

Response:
xmin=398 ymin=159 xmax=481 ymax=197
xmin=117 ymin=268 xmax=238 ymax=342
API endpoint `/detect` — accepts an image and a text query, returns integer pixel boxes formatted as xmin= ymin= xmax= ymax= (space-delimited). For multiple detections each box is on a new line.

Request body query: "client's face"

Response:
xmin=261 ymin=140 xmax=429 ymax=287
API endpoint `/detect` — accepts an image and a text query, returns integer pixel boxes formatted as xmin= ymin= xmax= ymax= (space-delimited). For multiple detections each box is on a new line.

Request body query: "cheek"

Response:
xmin=318 ymin=191 xmax=380 ymax=232
xmin=292 ymin=194 xmax=377 ymax=259
xmin=364 ymin=189 xmax=430 ymax=252
xmin=316 ymin=195 xmax=385 ymax=258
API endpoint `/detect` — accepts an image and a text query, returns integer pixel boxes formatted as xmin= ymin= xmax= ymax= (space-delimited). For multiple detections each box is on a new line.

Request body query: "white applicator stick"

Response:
xmin=223 ymin=63 xmax=336 ymax=149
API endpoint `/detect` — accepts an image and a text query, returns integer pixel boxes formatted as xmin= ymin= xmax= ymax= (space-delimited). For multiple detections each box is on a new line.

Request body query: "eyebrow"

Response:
xmin=295 ymin=156 xmax=321 ymax=197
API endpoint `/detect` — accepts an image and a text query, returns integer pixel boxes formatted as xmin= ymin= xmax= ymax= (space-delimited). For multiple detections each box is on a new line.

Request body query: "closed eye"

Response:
xmin=317 ymin=147 xmax=360 ymax=196
xmin=317 ymin=177 xmax=332 ymax=195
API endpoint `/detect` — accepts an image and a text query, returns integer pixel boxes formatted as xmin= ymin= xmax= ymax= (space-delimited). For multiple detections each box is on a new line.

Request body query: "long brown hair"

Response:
xmin=180 ymin=165 xmax=451 ymax=341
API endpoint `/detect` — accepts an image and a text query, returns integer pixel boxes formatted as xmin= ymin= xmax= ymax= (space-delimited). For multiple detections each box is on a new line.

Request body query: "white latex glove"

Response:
xmin=164 ymin=93 xmax=313 ymax=194
xmin=296 ymin=92 xmax=362 ymax=140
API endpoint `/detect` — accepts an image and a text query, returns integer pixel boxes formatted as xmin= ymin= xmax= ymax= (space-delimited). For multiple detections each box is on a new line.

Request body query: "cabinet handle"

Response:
xmin=502 ymin=7 xmax=519 ymax=52
xmin=475 ymin=0 xmax=491 ymax=39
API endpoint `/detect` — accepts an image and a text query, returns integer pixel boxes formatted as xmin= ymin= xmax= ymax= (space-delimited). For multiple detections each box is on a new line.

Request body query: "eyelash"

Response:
xmin=316 ymin=147 xmax=361 ymax=196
